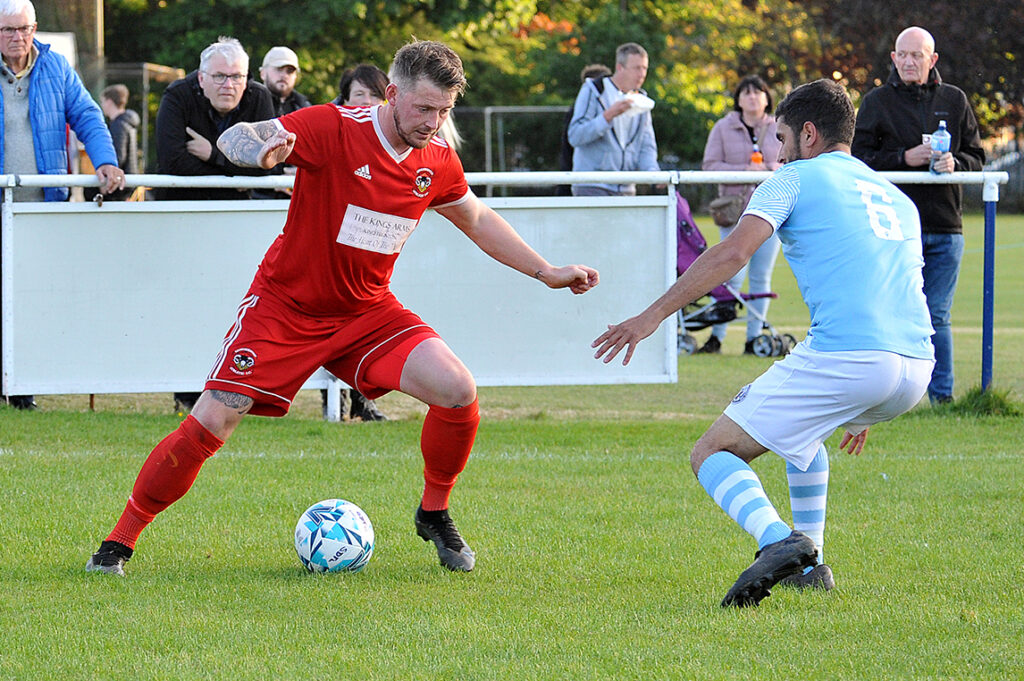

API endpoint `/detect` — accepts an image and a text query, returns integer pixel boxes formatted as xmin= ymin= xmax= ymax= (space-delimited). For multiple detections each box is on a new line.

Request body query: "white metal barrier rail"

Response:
xmin=1 ymin=176 xmax=679 ymax=421
xmin=2 ymin=169 xmax=1010 ymax=400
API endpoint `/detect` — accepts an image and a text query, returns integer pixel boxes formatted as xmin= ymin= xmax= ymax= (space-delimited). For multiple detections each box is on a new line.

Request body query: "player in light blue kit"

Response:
xmin=593 ymin=79 xmax=934 ymax=608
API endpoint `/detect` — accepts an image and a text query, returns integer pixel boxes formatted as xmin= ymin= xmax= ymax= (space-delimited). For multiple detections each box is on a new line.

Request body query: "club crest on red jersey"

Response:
xmin=231 ymin=348 xmax=257 ymax=376
xmin=414 ymin=168 xmax=434 ymax=197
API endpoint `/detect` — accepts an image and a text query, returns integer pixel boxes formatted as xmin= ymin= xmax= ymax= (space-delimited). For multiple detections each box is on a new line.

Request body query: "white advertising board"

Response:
xmin=1 ymin=197 xmax=676 ymax=395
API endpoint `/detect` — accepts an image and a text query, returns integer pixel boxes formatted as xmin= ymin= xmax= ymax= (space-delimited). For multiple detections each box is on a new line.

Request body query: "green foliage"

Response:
xmin=102 ymin=0 xmax=1023 ymax=165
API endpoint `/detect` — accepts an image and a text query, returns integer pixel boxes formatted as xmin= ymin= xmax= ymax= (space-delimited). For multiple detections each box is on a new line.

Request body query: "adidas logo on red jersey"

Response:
xmin=354 ymin=164 xmax=372 ymax=180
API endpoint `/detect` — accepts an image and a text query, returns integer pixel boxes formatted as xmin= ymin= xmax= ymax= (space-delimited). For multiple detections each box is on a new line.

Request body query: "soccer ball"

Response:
xmin=294 ymin=499 xmax=374 ymax=573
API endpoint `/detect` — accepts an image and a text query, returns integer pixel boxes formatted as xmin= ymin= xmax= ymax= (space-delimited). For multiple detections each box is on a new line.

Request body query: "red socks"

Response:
xmin=107 ymin=398 xmax=476 ymax=546
xmin=107 ymin=415 xmax=223 ymax=549
xmin=419 ymin=398 xmax=479 ymax=511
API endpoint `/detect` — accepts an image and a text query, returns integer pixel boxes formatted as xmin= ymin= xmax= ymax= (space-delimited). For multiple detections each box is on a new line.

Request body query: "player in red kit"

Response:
xmin=86 ymin=40 xmax=599 ymax=575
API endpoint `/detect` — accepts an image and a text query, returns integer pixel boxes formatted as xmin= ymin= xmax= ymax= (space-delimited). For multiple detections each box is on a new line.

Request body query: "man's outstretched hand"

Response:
xmin=591 ymin=311 xmax=660 ymax=366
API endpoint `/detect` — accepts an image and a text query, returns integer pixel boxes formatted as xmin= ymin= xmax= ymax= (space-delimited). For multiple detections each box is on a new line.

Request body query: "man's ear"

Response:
xmin=802 ymin=121 xmax=818 ymax=146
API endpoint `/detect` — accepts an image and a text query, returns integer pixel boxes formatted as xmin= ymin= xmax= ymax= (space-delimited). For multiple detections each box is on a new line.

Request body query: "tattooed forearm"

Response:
xmin=210 ymin=390 xmax=254 ymax=414
xmin=217 ymin=121 xmax=279 ymax=167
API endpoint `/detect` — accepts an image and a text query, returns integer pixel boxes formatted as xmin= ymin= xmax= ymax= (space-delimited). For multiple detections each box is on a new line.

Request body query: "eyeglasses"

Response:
xmin=0 ymin=24 xmax=35 ymax=37
xmin=204 ymin=72 xmax=247 ymax=85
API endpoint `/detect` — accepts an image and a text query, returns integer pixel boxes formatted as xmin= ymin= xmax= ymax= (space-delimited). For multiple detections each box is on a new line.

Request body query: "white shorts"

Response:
xmin=723 ymin=342 xmax=933 ymax=471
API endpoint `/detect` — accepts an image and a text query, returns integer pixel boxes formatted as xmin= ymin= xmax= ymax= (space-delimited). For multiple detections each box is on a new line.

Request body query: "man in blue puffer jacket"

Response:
xmin=1 ymin=0 xmax=124 ymax=410
xmin=0 ymin=0 xmax=124 ymax=202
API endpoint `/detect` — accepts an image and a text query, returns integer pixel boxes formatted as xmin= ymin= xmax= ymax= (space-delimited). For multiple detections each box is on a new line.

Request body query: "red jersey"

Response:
xmin=253 ymin=104 xmax=470 ymax=316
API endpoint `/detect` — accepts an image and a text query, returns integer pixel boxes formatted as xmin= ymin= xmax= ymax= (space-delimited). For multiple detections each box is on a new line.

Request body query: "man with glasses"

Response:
xmin=154 ymin=36 xmax=275 ymax=203
xmin=154 ymin=36 xmax=276 ymax=412
xmin=1 ymin=0 xmax=124 ymax=411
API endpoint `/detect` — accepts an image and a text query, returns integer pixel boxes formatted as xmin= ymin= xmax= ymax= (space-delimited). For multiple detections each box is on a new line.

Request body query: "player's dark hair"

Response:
xmin=390 ymin=40 xmax=466 ymax=96
xmin=732 ymin=75 xmax=773 ymax=114
xmin=775 ymin=79 xmax=855 ymax=147
xmin=337 ymin=64 xmax=388 ymax=104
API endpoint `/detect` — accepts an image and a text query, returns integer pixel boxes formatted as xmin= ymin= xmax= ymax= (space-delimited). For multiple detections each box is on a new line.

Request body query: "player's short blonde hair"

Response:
xmin=390 ymin=40 xmax=466 ymax=96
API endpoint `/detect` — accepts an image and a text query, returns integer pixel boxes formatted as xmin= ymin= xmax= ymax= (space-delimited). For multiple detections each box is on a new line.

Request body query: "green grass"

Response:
xmin=1 ymin=213 xmax=1022 ymax=679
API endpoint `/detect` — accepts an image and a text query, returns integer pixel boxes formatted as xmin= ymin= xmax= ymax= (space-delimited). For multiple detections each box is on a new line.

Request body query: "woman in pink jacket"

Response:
xmin=698 ymin=76 xmax=783 ymax=354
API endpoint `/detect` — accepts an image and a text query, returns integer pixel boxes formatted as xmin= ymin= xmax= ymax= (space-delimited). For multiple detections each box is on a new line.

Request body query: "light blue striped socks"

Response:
xmin=786 ymin=444 xmax=829 ymax=571
xmin=697 ymin=451 xmax=791 ymax=549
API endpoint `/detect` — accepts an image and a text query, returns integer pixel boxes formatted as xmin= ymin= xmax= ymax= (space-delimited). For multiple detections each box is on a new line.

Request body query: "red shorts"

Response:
xmin=205 ymin=288 xmax=439 ymax=416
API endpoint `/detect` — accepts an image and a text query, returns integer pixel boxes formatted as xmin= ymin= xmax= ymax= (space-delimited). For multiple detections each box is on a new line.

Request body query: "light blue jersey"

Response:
xmin=744 ymin=152 xmax=933 ymax=359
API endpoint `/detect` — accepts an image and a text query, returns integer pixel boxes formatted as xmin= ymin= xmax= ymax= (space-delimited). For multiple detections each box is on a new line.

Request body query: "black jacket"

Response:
xmin=851 ymin=66 xmax=985 ymax=234
xmin=155 ymin=70 xmax=276 ymax=200
xmin=272 ymin=89 xmax=311 ymax=117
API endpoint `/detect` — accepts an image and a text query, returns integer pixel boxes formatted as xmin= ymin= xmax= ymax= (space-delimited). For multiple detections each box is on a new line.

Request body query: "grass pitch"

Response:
xmin=1 ymin=213 xmax=1022 ymax=680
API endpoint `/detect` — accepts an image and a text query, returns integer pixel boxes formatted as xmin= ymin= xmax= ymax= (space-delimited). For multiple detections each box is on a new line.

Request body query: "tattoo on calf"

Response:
xmin=210 ymin=390 xmax=254 ymax=413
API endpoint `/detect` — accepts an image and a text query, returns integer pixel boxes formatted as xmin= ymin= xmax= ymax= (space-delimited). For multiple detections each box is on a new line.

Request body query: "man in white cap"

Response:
xmin=259 ymin=45 xmax=310 ymax=117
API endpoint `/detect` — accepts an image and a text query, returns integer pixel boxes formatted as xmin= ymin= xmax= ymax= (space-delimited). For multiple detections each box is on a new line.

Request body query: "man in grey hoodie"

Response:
xmin=567 ymin=42 xmax=659 ymax=196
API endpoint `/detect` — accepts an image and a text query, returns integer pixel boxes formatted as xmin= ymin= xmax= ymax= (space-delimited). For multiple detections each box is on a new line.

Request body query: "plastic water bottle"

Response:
xmin=750 ymin=143 xmax=763 ymax=165
xmin=929 ymin=120 xmax=951 ymax=173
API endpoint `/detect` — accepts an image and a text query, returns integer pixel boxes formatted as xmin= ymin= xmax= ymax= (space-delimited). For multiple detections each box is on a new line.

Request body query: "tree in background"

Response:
xmin=100 ymin=0 xmax=1022 ymax=169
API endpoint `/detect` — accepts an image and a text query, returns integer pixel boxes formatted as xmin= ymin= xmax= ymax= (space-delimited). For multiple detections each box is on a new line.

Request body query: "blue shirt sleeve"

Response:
xmin=742 ymin=164 xmax=800 ymax=233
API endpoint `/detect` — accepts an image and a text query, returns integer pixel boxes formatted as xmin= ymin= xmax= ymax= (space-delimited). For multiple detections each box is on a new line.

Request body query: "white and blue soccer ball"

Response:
xmin=294 ymin=499 xmax=374 ymax=573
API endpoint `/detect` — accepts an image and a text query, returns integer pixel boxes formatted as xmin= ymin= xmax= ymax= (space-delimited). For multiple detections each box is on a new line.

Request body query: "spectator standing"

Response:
xmin=155 ymin=36 xmax=275 ymax=203
xmin=0 ymin=0 xmax=125 ymax=410
xmin=85 ymin=40 xmax=598 ymax=578
xmin=698 ymin=76 xmax=783 ymax=354
xmin=556 ymin=63 xmax=612 ymax=196
xmin=332 ymin=63 xmax=388 ymax=106
xmin=321 ymin=63 xmax=391 ymax=422
xmin=259 ymin=46 xmax=309 ymax=117
xmin=567 ymin=43 xmax=659 ymax=196
xmin=87 ymin=84 xmax=139 ymax=201
xmin=851 ymin=26 xmax=984 ymax=404
xmin=258 ymin=46 xmax=310 ymax=199
xmin=155 ymin=36 xmax=276 ymax=411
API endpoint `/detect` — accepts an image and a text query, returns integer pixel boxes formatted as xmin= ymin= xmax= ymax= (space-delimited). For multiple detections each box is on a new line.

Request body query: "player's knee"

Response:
xmin=689 ymin=436 xmax=716 ymax=477
xmin=191 ymin=390 xmax=248 ymax=440
xmin=439 ymin=373 xmax=477 ymax=409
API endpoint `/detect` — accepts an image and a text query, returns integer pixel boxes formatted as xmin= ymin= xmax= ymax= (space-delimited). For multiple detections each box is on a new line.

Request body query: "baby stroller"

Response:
xmin=674 ymin=194 xmax=796 ymax=357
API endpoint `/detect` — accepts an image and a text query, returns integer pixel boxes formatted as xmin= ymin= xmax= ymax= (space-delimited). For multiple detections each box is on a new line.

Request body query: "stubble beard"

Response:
xmin=392 ymin=107 xmax=433 ymax=150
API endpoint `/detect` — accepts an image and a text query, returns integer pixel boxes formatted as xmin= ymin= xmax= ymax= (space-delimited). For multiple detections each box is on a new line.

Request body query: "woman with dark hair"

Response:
xmin=332 ymin=64 xmax=389 ymax=105
xmin=698 ymin=75 xmax=784 ymax=354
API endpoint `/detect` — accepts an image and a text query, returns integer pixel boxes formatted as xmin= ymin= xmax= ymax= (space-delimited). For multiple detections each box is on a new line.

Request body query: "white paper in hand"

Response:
xmin=622 ymin=92 xmax=655 ymax=117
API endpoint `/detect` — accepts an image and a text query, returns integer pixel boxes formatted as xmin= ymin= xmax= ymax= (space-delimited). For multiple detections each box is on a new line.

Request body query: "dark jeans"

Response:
xmin=921 ymin=232 xmax=964 ymax=402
